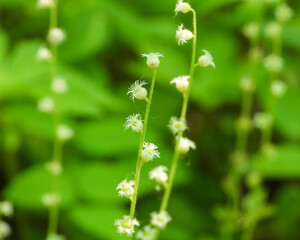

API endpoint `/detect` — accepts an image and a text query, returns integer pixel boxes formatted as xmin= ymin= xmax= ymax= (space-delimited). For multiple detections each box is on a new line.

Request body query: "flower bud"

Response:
xmin=178 ymin=137 xmax=196 ymax=154
xmin=128 ymin=80 xmax=148 ymax=101
xmin=142 ymin=52 xmax=163 ymax=69
xmin=271 ymin=80 xmax=287 ymax=98
xmin=176 ymin=24 xmax=193 ymax=45
xmin=48 ymin=28 xmax=66 ymax=45
xmin=175 ymin=0 xmax=192 ymax=14
xmin=36 ymin=47 xmax=52 ymax=62
xmin=141 ymin=142 xmax=160 ymax=162
xmin=170 ymin=75 xmax=189 ymax=93
xmin=198 ymin=50 xmax=215 ymax=68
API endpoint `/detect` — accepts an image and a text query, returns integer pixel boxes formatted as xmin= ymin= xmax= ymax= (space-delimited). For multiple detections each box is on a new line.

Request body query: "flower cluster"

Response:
xmin=0 ymin=200 xmax=13 ymax=238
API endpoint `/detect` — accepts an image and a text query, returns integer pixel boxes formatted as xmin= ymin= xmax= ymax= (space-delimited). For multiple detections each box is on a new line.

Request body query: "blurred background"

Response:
xmin=0 ymin=0 xmax=300 ymax=239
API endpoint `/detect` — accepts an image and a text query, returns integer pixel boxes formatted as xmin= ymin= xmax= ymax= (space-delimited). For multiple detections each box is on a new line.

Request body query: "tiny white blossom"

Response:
xmin=124 ymin=114 xmax=144 ymax=133
xmin=150 ymin=211 xmax=171 ymax=229
xmin=264 ymin=54 xmax=283 ymax=73
xmin=48 ymin=28 xmax=66 ymax=45
xmin=168 ymin=117 xmax=187 ymax=135
xmin=36 ymin=47 xmax=52 ymax=62
xmin=38 ymin=97 xmax=55 ymax=113
xmin=45 ymin=160 xmax=62 ymax=175
xmin=198 ymin=50 xmax=215 ymax=68
xmin=275 ymin=3 xmax=293 ymax=22
xmin=240 ymin=76 xmax=256 ymax=93
xmin=254 ymin=112 xmax=273 ymax=130
xmin=0 ymin=202 xmax=13 ymax=217
xmin=127 ymin=80 xmax=148 ymax=101
xmin=142 ymin=52 xmax=163 ymax=69
xmin=170 ymin=76 xmax=189 ymax=93
xmin=41 ymin=192 xmax=61 ymax=207
xmin=176 ymin=24 xmax=194 ymax=45
xmin=51 ymin=77 xmax=68 ymax=94
xmin=56 ymin=124 xmax=74 ymax=142
xmin=265 ymin=21 xmax=282 ymax=39
xmin=271 ymin=80 xmax=287 ymax=98
xmin=242 ymin=22 xmax=259 ymax=40
xmin=149 ymin=166 xmax=168 ymax=186
xmin=141 ymin=142 xmax=160 ymax=162
xmin=37 ymin=0 xmax=54 ymax=9
xmin=136 ymin=225 xmax=156 ymax=240
xmin=116 ymin=179 xmax=135 ymax=200
xmin=46 ymin=233 xmax=66 ymax=240
xmin=0 ymin=221 xmax=11 ymax=239
xmin=178 ymin=137 xmax=196 ymax=154
xmin=115 ymin=215 xmax=140 ymax=236
xmin=175 ymin=0 xmax=192 ymax=15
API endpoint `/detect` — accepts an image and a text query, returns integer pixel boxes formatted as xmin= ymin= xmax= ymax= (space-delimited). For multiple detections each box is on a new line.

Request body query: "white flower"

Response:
xmin=45 ymin=160 xmax=62 ymax=175
xmin=265 ymin=21 xmax=282 ymax=39
xmin=150 ymin=211 xmax=171 ymax=229
xmin=115 ymin=215 xmax=139 ymax=236
xmin=175 ymin=0 xmax=192 ymax=15
xmin=37 ymin=0 xmax=55 ymax=9
xmin=168 ymin=117 xmax=187 ymax=135
xmin=127 ymin=80 xmax=148 ymax=101
xmin=198 ymin=50 xmax=215 ymax=68
xmin=242 ymin=22 xmax=259 ymax=40
xmin=36 ymin=47 xmax=52 ymax=61
xmin=264 ymin=54 xmax=283 ymax=73
xmin=124 ymin=114 xmax=144 ymax=133
xmin=239 ymin=76 xmax=256 ymax=93
xmin=48 ymin=28 xmax=65 ymax=45
xmin=142 ymin=52 xmax=164 ymax=69
xmin=0 ymin=221 xmax=11 ymax=238
xmin=46 ymin=233 xmax=66 ymax=240
xmin=56 ymin=124 xmax=74 ymax=142
xmin=41 ymin=192 xmax=61 ymax=207
xmin=275 ymin=3 xmax=293 ymax=22
xmin=176 ymin=24 xmax=194 ymax=45
xmin=170 ymin=76 xmax=189 ymax=93
xmin=136 ymin=225 xmax=156 ymax=240
xmin=149 ymin=166 xmax=168 ymax=186
xmin=38 ymin=97 xmax=55 ymax=113
xmin=254 ymin=112 xmax=273 ymax=130
xmin=51 ymin=77 xmax=68 ymax=94
xmin=178 ymin=137 xmax=196 ymax=154
xmin=116 ymin=179 xmax=135 ymax=200
xmin=0 ymin=202 xmax=13 ymax=217
xmin=271 ymin=80 xmax=287 ymax=98
xmin=141 ymin=142 xmax=160 ymax=162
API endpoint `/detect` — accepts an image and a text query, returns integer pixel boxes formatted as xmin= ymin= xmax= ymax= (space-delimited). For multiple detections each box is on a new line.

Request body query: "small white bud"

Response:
xmin=254 ymin=112 xmax=273 ymax=130
xmin=51 ymin=78 xmax=68 ymax=94
xmin=38 ymin=97 xmax=55 ymax=113
xmin=240 ymin=76 xmax=256 ymax=93
xmin=115 ymin=215 xmax=139 ymax=236
xmin=127 ymin=80 xmax=148 ymax=101
xmin=275 ymin=3 xmax=293 ymax=23
xmin=41 ymin=192 xmax=61 ymax=207
xmin=141 ymin=52 xmax=164 ymax=69
xmin=242 ymin=22 xmax=259 ymax=40
xmin=198 ymin=50 xmax=215 ymax=68
xmin=264 ymin=54 xmax=283 ymax=73
xmin=175 ymin=0 xmax=192 ymax=14
xmin=0 ymin=202 xmax=13 ymax=217
xmin=36 ymin=47 xmax=52 ymax=62
xmin=141 ymin=142 xmax=160 ymax=163
xmin=46 ymin=233 xmax=66 ymax=240
xmin=168 ymin=117 xmax=187 ymax=135
xmin=48 ymin=28 xmax=66 ymax=45
xmin=56 ymin=124 xmax=74 ymax=142
xmin=170 ymin=75 xmax=189 ymax=93
xmin=116 ymin=179 xmax=135 ymax=200
xmin=37 ymin=0 xmax=54 ymax=9
xmin=0 ymin=221 xmax=11 ymax=238
xmin=271 ymin=80 xmax=287 ymax=98
xmin=45 ymin=160 xmax=62 ymax=175
xmin=178 ymin=136 xmax=196 ymax=154
xmin=176 ymin=24 xmax=194 ymax=45
xmin=124 ymin=114 xmax=144 ymax=133
xmin=149 ymin=166 xmax=168 ymax=187
xmin=265 ymin=21 xmax=282 ymax=39
xmin=150 ymin=211 xmax=171 ymax=229
xmin=137 ymin=225 xmax=156 ymax=240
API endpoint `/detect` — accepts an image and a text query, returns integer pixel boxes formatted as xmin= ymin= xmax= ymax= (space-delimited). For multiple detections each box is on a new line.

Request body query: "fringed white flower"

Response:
xmin=176 ymin=24 xmax=194 ymax=45
xmin=150 ymin=211 xmax=171 ymax=229
xmin=124 ymin=114 xmax=144 ymax=133
xmin=149 ymin=166 xmax=168 ymax=187
xmin=198 ymin=50 xmax=215 ymax=68
xmin=141 ymin=142 xmax=160 ymax=162
xmin=115 ymin=215 xmax=140 ymax=236
xmin=127 ymin=80 xmax=148 ymax=101
xmin=142 ymin=52 xmax=164 ymax=69
xmin=56 ymin=124 xmax=74 ymax=142
xmin=37 ymin=47 xmax=52 ymax=61
xmin=168 ymin=117 xmax=187 ymax=135
xmin=175 ymin=0 xmax=192 ymax=15
xmin=178 ymin=137 xmax=196 ymax=154
xmin=116 ymin=179 xmax=135 ymax=200
xmin=170 ymin=76 xmax=190 ymax=93
xmin=136 ymin=225 xmax=156 ymax=240
xmin=38 ymin=97 xmax=55 ymax=113
xmin=48 ymin=28 xmax=66 ymax=45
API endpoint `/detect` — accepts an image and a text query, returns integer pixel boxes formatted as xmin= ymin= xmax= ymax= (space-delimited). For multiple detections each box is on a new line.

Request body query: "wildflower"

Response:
xmin=56 ymin=124 xmax=74 ymax=142
xmin=275 ymin=3 xmax=293 ymax=23
xmin=37 ymin=0 xmax=54 ymax=9
xmin=127 ymin=80 xmax=148 ymax=101
xmin=142 ymin=52 xmax=164 ymax=69
xmin=46 ymin=233 xmax=66 ymax=240
xmin=141 ymin=142 xmax=160 ymax=162
xmin=124 ymin=114 xmax=144 ymax=133
xmin=116 ymin=179 xmax=135 ymax=200
xmin=242 ymin=22 xmax=259 ymax=40
xmin=254 ymin=112 xmax=273 ymax=130
xmin=0 ymin=202 xmax=13 ymax=217
xmin=174 ymin=0 xmax=192 ymax=15
xmin=149 ymin=166 xmax=168 ymax=186
xmin=38 ymin=97 xmax=55 ymax=113
xmin=178 ymin=137 xmax=196 ymax=154
xmin=168 ymin=117 xmax=187 ymax=135
xmin=170 ymin=75 xmax=190 ymax=93
xmin=0 ymin=221 xmax=11 ymax=239
xmin=48 ymin=28 xmax=65 ymax=45
xmin=51 ymin=77 xmax=68 ymax=94
xmin=36 ymin=47 xmax=52 ymax=61
xmin=115 ymin=215 xmax=139 ymax=236
xmin=264 ymin=54 xmax=283 ymax=73
xmin=41 ymin=192 xmax=61 ymax=207
xmin=265 ymin=21 xmax=282 ymax=39
xmin=176 ymin=24 xmax=194 ymax=45
xmin=45 ymin=160 xmax=62 ymax=175
xmin=150 ymin=211 xmax=171 ymax=229
xmin=136 ymin=225 xmax=156 ymax=240
xmin=198 ymin=50 xmax=215 ymax=68
xmin=271 ymin=80 xmax=287 ymax=98
xmin=240 ymin=76 xmax=256 ymax=93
